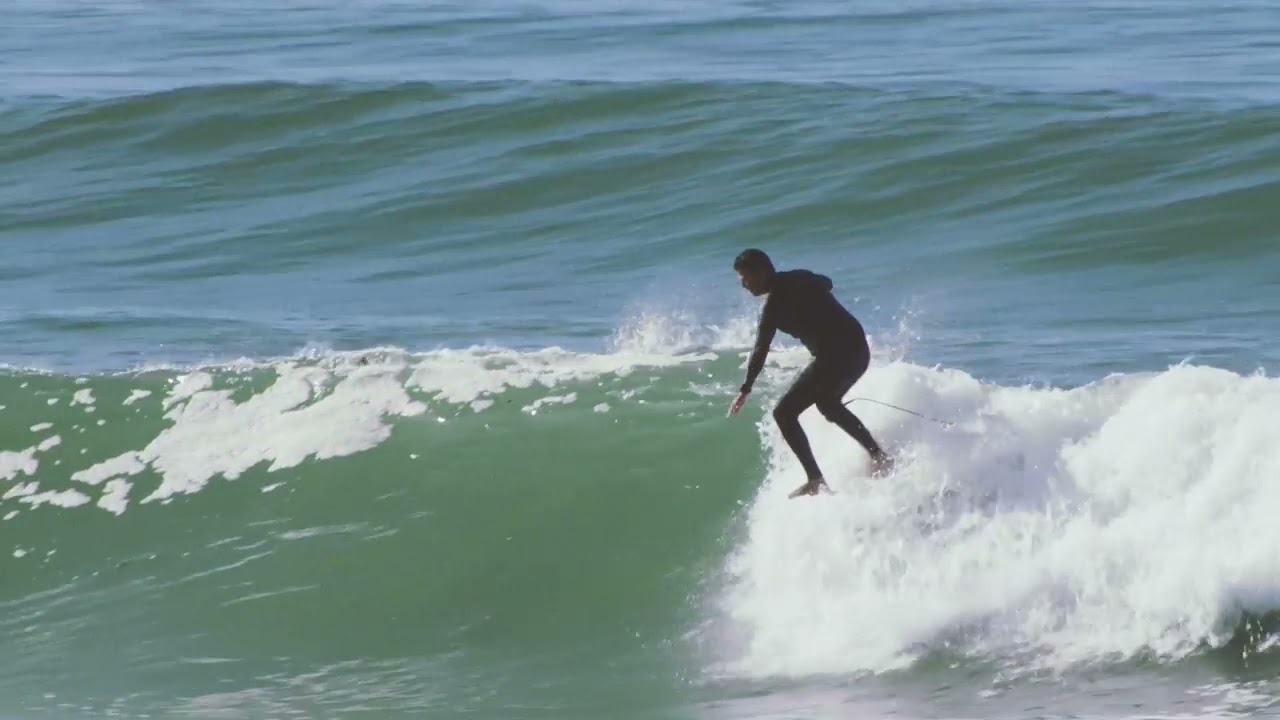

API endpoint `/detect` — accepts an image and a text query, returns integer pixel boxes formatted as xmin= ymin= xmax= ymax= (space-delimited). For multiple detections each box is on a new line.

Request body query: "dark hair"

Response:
xmin=734 ymin=248 xmax=774 ymax=275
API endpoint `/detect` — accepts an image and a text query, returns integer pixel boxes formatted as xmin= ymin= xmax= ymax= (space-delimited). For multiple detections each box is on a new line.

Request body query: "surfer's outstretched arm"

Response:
xmin=741 ymin=316 xmax=775 ymax=394
xmin=729 ymin=302 xmax=776 ymax=415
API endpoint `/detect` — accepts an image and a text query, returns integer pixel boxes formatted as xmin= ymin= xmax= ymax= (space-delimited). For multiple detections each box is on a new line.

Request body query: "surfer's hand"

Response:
xmin=728 ymin=390 xmax=749 ymax=416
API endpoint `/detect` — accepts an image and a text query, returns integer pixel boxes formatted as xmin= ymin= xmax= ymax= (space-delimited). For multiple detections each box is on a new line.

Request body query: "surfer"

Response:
xmin=728 ymin=248 xmax=893 ymax=498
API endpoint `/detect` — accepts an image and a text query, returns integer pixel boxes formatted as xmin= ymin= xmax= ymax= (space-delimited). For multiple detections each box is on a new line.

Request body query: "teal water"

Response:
xmin=4 ymin=1 xmax=1280 ymax=718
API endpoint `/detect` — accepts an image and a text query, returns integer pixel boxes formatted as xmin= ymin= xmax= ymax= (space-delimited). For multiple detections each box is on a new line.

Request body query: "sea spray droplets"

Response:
xmin=406 ymin=346 xmax=713 ymax=406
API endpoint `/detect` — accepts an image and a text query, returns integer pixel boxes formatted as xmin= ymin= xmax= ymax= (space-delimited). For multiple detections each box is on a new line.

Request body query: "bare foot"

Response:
xmin=788 ymin=479 xmax=831 ymax=498
xmin=870 ymin=451 xmax=895 ymax=478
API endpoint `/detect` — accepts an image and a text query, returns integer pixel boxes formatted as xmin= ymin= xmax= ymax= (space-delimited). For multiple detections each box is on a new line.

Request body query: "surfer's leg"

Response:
xmin=773 ymin=362 xmax=824 ymax=484
xmin=817 ymin=401 xmax=882 ymax=455
xmin=813 ymin=352 xmax=894 ymax=476
xmin=819 ymin=402 xmax=892 ymax=475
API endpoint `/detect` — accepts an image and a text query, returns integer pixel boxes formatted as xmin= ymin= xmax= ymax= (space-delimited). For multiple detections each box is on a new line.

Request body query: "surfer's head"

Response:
xmin=734 ymin=248 xmax=775 ymax=296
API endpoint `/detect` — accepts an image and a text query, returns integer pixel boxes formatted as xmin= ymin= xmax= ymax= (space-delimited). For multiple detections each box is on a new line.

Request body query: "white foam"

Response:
xmin=123 ymin=389 xmax=152 ymax=406
xmin=0 ymin=335 xmax=720 ymax=516
xmin=30 ymin=422 xmax=52 ymax=432
xmin=20 ymin=489 xmax=91 ymax=509
xmin=164 ymin=372 xmax=213 ymax=409
xmin=523 ymin=392 xmax=577 ymax=414
xmin=97 ymin=480 xmax=130 ymax=515
xmin=72 ymin=452 xmax=145 ymax=486
xmin=37 ymin=435 xmax=60 ymax=452
xmin=717 ymin=362 xmax=1280 ymax=678
xmin=4 ymin=482 xmax=38 ymax=500
xmin=72 ymin=389 xmax=95 ymax=407
xmin=75 ymin=362 xmax=427 ymax=505
xmin=24 ymin=322 xmax=818 ymax=517
xmin=0 ymin=448 xmax=39 ymax=482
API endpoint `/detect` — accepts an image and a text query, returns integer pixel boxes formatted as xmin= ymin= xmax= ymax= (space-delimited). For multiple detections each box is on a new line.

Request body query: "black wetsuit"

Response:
xmin=740 ymin=269 xmax=879 ymax=481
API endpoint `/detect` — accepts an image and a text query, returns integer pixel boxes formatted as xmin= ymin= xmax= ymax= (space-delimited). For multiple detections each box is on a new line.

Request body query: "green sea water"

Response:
xmin=4 ymin=1 xmax=1280 ymax=718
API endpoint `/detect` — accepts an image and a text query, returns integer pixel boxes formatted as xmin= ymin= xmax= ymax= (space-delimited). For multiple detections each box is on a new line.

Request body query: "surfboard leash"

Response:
xmin=843 ymin=397 xmax=956 ymax=428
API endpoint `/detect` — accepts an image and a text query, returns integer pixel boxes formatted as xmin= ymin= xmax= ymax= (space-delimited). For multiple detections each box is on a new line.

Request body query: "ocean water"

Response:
xmin=4 ymin=1 xmax=1280 ymax=718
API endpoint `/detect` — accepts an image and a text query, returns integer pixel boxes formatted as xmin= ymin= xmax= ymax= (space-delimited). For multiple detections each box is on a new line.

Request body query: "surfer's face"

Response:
xmin=738 ymin=269 xmax=770 ymax=296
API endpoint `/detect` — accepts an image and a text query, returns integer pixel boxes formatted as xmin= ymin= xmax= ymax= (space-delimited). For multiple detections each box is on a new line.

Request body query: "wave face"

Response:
xmin=5 ymin=333 xmax=1280 ymax=716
